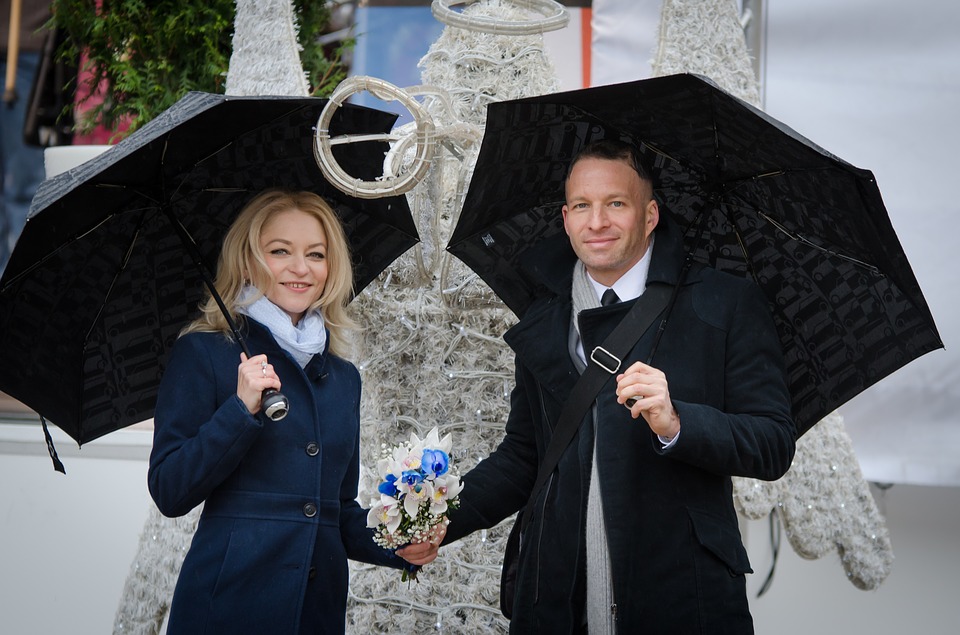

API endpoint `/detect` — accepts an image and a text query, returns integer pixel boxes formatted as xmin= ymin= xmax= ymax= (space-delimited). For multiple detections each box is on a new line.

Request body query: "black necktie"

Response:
xmin=601 ymin=288 xmax=620 ymax=306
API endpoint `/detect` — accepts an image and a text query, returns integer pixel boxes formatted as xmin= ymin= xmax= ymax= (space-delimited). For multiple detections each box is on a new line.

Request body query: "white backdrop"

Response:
xmin=590 ymin=0 xmax=959 ymax=487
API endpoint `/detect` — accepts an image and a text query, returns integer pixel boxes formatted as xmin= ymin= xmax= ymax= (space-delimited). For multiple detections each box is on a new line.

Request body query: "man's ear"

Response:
xmin=561 ymin=204 xmax=571 ymax=235
xmin=646 ymin=199 xmax=660 ymax=232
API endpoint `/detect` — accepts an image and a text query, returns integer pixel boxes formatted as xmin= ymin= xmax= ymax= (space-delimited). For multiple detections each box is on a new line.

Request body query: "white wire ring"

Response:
xmin=382 ymin=122 xmax=421 ymax=183
xmin=431 ymin=0 xmax=569 ymax=35
xmin=314 ymin=76 xmax=436 ymax=200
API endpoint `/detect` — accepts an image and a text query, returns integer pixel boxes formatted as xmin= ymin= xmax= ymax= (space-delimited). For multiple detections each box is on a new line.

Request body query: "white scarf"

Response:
xmin=236 ymin=286 xmax=327 ymax=367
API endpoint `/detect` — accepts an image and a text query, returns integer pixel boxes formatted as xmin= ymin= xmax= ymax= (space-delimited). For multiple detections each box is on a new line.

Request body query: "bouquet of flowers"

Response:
xmin=367 ymin=427 xmax=464 ymax=577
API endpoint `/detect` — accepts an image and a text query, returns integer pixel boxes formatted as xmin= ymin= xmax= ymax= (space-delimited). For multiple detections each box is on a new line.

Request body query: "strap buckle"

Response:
xmin=589 ymin=346 xmax=621 ymax=374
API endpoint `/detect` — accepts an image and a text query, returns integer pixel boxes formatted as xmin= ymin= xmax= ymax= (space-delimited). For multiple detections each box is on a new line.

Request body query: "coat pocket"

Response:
xmin=687 ymin=507 xmax=753 ymax=576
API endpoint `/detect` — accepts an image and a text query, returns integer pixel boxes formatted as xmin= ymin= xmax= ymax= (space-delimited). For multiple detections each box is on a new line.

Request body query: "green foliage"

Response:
xmin=294 ymin=0 xmax=351 ymax=97
xmin=51 ymin=0 xmax=350 ymax=139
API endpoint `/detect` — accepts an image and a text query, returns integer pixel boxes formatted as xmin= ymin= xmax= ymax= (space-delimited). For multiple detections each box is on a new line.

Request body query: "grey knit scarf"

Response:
xmin=571 ymin=261 xmax=616 ymax=635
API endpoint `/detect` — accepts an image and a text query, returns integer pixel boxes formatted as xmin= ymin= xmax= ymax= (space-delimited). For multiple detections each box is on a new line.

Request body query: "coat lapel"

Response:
xmin=504 ymin=295 xmax=581 ymax=405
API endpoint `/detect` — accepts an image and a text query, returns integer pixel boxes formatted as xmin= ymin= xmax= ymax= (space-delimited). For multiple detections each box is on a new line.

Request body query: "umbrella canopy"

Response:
xmin=0 ymin=91 xmax=418 ymax=446
xmin=447 ymin=73 xmax=942 ymax=435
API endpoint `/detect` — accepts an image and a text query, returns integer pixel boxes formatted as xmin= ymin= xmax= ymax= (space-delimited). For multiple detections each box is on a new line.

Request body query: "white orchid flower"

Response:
xmin=402 ymin=479 xmax=434 ymax=518
xmin=368 ymin=493 xmax=402 ymax=534
xmin=429 ymin=474 xmax=464 ymax=515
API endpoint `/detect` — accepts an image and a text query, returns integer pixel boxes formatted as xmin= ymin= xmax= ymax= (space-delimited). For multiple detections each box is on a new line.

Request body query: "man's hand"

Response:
xmin=395 ymin=520 xmax=447 ymax=566
xmin=615 ymin=361 xmax=681 ymax=439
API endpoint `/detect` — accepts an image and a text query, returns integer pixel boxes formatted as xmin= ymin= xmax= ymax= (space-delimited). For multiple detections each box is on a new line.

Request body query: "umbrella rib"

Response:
xmin=0 ymin=207 xmax=154 ymax=291
xmin=167 ymin=104 xmax=317 ymax=203
xmin=757 ymin=210 xmax=880 ymax=272
xmin=639 ymin=139 xmax=684 ymax=169
xmin=729 ymin=218 xmax=762 ymax=284
xmin=163 ymin=132 xmax=243 ymax=204
xmin=722 ymin=170 xmax=881 ymax=272
xmin=77 ymin=211 xmax=147 ymax=442
xmin=82 ymin=222 xmax=143 ymax=346
xmin=93 ymin=183 xmax=162 ymax=207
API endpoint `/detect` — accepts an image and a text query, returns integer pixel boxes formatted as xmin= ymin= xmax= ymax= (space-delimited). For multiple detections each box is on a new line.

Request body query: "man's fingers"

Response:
xmin=397 ymin=540 xmax=439 ymax=566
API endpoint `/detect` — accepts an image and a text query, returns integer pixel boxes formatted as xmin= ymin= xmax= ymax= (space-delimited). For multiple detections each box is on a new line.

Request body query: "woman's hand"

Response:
xmin=237 ymin=352 xmax=281 ymax=414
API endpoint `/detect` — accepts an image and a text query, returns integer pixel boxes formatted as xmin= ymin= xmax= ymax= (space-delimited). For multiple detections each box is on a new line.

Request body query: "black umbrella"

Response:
xmin=447 ymin=73 xmax=942 ymax=435
xmin=0 ymin=91 xmax=418 ymax=451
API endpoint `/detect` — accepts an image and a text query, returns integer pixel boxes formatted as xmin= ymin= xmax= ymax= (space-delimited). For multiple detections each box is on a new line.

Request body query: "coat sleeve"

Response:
xmin=148 ymin=334 xmax=264 ymax=517
xmin=662 ymin=278 xmax=796 ymax=481
xmin=338 ymin=376 xmax=405 ymax=569
xmin=443 ymin=362 xmax=541 ymax=543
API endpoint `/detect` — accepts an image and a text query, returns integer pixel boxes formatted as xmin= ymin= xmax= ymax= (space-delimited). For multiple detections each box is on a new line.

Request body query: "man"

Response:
xmin=442 ymin=139 xmax=797 ymax=633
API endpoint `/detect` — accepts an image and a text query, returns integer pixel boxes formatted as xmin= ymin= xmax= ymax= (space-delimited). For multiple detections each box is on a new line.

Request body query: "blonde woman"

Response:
xmin=148 ymin=190 xmax=435 ymax=634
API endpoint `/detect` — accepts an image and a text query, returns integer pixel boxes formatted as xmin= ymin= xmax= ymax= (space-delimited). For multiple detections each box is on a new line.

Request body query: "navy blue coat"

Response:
xmin=148 ymin=319 xmax=401 ymax=635
xmin=445 ymin=215 xmax=797 ymax=634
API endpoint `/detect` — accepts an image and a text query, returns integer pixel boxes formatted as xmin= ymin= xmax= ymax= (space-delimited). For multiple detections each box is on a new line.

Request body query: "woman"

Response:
xmin=148 ymin=190 xmax=437 ymax=634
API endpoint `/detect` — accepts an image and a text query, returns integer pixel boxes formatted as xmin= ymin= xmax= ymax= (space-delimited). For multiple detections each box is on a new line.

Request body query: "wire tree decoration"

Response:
xmin=314 ymin=1 xmax=569 ymax=631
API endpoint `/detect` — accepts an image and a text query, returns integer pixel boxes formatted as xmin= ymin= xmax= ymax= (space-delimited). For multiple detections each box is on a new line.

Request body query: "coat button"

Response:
xmin=303 ymin=503 xmax=317 ymax=518
xmin=305 ymin=442 xmax=319 ymax=456
xmin=308 ymin=567 xmax=317 ymax=580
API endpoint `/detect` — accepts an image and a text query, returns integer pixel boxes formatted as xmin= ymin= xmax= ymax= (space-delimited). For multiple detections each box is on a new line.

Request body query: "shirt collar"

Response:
xmin=587 ymin=233 xmax=656 ymax=303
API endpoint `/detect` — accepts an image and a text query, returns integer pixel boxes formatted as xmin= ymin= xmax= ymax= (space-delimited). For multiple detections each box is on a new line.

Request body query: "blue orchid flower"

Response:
xmin=401 ymin=469 xmax=425 ymax=493
xmin=422 ymin=448 xmax=450 ymax=477
xmin=378 ymin=473 xmax=399 ymax=497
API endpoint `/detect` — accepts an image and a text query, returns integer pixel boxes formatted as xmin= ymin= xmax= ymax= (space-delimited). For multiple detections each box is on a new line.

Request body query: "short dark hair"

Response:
xmin=566 ymin=139 xmax=653 ymax=184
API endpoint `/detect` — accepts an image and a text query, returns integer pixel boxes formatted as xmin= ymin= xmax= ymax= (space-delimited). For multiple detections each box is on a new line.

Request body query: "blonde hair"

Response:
xmin=182 ymin=189 xmax=357 ymax=357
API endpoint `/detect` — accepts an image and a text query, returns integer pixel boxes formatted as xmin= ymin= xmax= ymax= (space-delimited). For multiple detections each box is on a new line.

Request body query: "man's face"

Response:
xmin=561 ymin=156 xmax=659 ymax=287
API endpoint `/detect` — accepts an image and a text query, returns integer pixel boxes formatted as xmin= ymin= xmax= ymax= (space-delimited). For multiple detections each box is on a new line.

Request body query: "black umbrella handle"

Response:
xmin=164 ymin=209 xmax=290 ymax=421
xmin=261 ymin=389 xmax=289 ymax=420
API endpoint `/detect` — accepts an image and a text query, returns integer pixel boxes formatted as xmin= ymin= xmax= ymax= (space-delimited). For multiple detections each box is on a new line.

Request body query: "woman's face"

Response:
xmin=258 ymin=207 xmax=328 ymax=325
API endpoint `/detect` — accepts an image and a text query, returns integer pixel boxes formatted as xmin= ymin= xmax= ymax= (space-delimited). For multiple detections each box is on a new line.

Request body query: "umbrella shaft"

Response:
xmin=163 ymin=207 xmax=252 ymax=357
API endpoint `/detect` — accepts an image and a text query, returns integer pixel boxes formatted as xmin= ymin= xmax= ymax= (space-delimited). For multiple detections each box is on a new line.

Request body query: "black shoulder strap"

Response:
xmin=519 ymin=282 xmax=672 ymax=531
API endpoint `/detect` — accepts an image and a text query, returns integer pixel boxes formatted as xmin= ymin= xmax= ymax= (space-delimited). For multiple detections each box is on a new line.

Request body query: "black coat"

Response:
xmin=149 ymin=320 xmax=402 ymax=634
xmin=445 ymin=215 xmax=796 ymax=634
